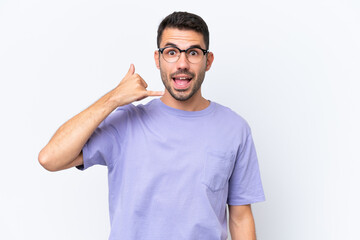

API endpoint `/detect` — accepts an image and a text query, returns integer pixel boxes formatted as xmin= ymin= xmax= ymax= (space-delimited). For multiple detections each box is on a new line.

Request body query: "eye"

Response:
xmin=164 ymin=48 xmax=178 ymax=56
xmin=188 ymin=49 xmax=200 ymax=56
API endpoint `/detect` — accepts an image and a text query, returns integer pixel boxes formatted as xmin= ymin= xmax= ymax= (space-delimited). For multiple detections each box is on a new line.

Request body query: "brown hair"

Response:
xmin=157 ymin=11 xmax=209 ymax=49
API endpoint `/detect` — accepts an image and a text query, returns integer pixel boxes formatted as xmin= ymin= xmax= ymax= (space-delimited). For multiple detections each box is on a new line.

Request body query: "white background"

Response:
xmin=0 ymin=0 xmax=359 ymax=239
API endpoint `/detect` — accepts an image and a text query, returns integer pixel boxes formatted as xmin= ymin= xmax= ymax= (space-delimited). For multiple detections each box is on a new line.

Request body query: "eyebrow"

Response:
xmin=163 ymin=42 xmax=205 ymax=49
xmin=164 ymin=42 xmax=177 ymax=47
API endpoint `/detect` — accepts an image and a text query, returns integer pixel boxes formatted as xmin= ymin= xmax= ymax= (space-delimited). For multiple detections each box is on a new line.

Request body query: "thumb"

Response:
xmin=126 ymin=64 xmax=135 ymax=77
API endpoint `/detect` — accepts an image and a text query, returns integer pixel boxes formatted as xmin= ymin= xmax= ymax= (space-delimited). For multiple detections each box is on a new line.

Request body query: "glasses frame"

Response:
xmin=158 ymin=46 xmax=209 ymax=63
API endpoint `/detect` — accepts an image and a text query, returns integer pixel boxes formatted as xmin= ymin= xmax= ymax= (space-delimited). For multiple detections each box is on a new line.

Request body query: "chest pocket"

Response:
xmin=201 ymin=150 xmax=235 ymax=192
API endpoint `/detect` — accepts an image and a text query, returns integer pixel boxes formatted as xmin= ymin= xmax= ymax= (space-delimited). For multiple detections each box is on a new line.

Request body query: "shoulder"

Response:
xmin=108 ymin=99 xmax=157 ymax=121
xmin=212 ymin=101 xmax=251 ymax=134
xmin=101 ymin=103 xmax=137 ymax=128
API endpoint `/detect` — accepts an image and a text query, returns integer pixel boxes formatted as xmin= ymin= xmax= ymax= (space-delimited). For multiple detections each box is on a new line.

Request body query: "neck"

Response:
xmin=160 ymin=90 xmax=210 ymax=111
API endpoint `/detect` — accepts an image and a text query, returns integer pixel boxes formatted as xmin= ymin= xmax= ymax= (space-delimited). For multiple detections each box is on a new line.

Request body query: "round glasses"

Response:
xmin=158 ymin=46 xmax=209 ymax=64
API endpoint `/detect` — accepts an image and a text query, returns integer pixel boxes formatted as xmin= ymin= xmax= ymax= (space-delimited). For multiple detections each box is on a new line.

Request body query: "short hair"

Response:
xmin=157 ymin=11 xmax=210 ymax=49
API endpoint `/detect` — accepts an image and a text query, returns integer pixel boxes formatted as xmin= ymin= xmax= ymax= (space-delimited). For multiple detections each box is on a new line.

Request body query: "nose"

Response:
xmin=176 ymin=52 xmax=190 ymax=70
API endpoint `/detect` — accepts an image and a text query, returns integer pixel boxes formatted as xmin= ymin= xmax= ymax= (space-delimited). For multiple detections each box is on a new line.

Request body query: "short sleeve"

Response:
xmin=227 ymin=132 xmax=265 ymax=205
xmin=76 ymin=107 xmax=127 ymax=171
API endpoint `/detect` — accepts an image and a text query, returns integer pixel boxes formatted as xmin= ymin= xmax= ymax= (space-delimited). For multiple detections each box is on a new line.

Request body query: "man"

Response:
xmin=39 ymin=11 xmax=265 ymax=240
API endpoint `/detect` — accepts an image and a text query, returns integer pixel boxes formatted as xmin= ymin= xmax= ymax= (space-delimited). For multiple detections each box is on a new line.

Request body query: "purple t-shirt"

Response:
xmin=78 ymin=98 xmax=265 ymax=240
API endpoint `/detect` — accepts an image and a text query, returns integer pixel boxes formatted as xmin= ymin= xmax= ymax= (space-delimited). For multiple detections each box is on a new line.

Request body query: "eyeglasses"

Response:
xmin=158 ymin=46 xmax=209 ymax=64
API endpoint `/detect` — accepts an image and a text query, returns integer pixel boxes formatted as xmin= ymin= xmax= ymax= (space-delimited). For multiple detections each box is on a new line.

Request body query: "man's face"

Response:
xmin=155 ymin=28 xmax=214 ymax=101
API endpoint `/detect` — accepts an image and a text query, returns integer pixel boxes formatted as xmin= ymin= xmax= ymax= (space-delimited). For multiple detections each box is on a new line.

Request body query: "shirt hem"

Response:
xmin=227 ymin=195 xmax=266 ymax=205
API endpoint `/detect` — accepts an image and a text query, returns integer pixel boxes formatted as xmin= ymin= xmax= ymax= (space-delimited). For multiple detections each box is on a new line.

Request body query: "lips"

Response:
xmin=172 ymin=75 xmax=192 ymax=90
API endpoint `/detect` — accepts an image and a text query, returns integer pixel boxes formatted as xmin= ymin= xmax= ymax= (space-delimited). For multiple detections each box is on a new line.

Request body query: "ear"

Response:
xmin=205 ymin=52 xmax=214 ymax=71
xmin=154 ymin=50 xmax=160 ymax=69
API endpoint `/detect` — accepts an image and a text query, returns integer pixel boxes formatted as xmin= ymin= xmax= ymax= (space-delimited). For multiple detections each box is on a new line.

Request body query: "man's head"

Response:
xmin=155 ymin=12 xmax=214 ymax=102
xmin=157 ymin=12 xmax=209 ymax=50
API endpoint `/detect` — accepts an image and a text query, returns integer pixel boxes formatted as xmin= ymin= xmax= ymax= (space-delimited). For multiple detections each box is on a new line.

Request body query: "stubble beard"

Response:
xmin=160 ymin=66 xmax=206 ymax=102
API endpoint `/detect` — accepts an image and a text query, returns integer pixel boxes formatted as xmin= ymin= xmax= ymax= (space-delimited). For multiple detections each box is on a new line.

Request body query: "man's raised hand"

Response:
xmin=110 ymin=64 xmax=164 ymax=107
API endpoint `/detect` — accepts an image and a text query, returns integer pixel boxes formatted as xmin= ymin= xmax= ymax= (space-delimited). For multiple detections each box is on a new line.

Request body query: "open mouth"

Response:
xmin=172 ymin=76 xmax=193 ymax=90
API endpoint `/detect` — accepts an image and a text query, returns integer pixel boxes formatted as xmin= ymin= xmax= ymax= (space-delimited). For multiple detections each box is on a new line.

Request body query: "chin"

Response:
xmin=170 ymin=89 xmax=196 ymax=102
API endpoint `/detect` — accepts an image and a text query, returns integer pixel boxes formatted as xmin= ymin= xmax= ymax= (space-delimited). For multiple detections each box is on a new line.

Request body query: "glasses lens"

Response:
xmin=186 ymin=48 xmax=204 ymax=63
xmin=162 ymin=47 xmax=180 ymax=63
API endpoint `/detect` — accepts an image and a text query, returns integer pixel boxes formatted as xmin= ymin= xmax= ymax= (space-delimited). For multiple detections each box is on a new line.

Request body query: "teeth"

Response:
xmin=179 ymin=77 xmax=189 ymax=80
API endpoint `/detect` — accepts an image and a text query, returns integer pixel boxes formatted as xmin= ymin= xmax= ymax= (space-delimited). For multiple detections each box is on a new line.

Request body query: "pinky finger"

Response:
xmin=147 ymin=90 xmax=164 ymax=96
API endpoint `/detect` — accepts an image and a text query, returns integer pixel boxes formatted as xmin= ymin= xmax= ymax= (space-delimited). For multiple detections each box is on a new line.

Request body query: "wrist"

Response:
xmin=96 ymin=90 xmax=123 ymax=113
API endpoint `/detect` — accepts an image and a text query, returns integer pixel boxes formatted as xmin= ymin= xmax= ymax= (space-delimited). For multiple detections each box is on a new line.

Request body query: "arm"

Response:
xmin=228 ymin=204 xmax=257 ymax=240
xmin=38 ymin=64 xmax=163 ymax=171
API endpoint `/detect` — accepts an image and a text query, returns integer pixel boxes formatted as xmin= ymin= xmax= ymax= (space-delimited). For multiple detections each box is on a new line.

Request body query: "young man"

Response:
xmin=39 ymin=12 xmax=265 ymax=240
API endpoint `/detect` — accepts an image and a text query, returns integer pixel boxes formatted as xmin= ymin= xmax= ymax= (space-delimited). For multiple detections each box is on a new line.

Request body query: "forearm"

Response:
xmin=229 ymin=211 xmax=256 ymax=240
xmin=38 ymin=90 xmax=119 ymax=171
